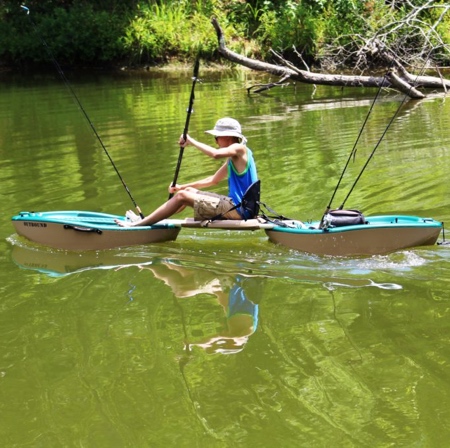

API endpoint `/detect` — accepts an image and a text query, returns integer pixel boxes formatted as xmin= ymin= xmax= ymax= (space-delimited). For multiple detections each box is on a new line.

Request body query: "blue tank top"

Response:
xmin=227 ymin=147 xmax=258 ymax=217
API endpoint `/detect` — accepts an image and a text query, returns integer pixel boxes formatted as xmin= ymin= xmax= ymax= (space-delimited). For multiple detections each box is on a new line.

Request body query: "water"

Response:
xmin=1 ymin=68 xmax=450 ymax=447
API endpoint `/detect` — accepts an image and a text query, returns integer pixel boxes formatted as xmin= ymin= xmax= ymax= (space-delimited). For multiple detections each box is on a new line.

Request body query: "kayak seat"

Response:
xmin=238 ymin=180 xmax=261 ymax=220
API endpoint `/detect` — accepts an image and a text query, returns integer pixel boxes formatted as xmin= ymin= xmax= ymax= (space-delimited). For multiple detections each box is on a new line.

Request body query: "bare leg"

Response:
xmin=115 ymin=190 xmax=196 ymax=227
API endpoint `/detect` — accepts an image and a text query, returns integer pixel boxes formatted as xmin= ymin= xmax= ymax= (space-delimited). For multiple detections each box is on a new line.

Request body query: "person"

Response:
xmin=115 ymin=117 xmax=258 ymax=227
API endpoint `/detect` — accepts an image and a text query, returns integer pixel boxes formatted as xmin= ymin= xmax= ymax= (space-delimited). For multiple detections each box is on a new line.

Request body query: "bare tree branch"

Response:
xmin=211 ymin=5 xmax=450 ymax=100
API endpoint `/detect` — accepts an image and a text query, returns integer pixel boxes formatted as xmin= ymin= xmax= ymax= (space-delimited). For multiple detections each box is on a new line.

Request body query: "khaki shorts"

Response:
xmin=194 ymin=191 xmax=241 ymax=221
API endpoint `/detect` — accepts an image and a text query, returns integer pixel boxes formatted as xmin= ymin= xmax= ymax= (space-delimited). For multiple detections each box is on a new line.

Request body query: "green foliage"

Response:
xmin=0 ymin=2 xmax=126 ymax=66
xmin=428 ymin=3 xmax=450 ymax=63
xmin=0 ymin=0 xmax=449 ymax=68
xmin=122 ymin=0 xmax=249 ymax=64
xmin=40 ymin=5 xmax=125 ymax=63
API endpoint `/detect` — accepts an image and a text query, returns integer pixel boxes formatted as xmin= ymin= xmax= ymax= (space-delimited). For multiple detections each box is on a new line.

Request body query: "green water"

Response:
xmin=1 ymin=68 xmax=450 ymax=447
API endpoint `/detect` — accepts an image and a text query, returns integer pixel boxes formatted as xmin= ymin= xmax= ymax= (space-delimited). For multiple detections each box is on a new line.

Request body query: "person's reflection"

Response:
xmin=146 ymin=261 xmax=261 ymax=355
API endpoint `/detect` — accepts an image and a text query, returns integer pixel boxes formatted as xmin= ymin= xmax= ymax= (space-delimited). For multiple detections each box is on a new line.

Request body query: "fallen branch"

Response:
xmin=211 ymin=17 xmax=450 ymax=98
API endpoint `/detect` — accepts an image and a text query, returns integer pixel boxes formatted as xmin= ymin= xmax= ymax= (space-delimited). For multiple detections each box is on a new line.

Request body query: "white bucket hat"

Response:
xmin=205 ymin=117 xmax=246 ymax=143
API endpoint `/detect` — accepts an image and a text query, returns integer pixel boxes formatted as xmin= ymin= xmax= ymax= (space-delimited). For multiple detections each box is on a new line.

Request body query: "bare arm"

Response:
xmin=180 ymin=134 xmax=248 ymax=174
xmin=181 ymin=135 xmax=246 ymax=160
xmin=171 ymin=162 xmax=228 ymax=193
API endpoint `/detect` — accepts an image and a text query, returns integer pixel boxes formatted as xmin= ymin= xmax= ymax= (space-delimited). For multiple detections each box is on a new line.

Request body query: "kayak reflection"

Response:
xmin=10 ymin=243 xmax=155 ymax=277
xmin=10 ymin=243 xmax=262 ymax=354
xmin=146 ymin=262 xmax=262 ymax=355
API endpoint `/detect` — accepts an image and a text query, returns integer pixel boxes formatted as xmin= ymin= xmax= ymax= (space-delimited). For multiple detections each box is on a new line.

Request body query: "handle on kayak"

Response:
xmin=64 ymin=225 xmax=102 ymax=234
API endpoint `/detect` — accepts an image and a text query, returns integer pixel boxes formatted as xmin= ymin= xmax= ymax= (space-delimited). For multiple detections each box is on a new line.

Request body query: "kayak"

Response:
xmin=11 ymin=210 xmax=181 ymax=251
xmin=265 ymin=215 xmax=443 ymax=256
xmin=11 ymin=210 xmax=442 ymax=256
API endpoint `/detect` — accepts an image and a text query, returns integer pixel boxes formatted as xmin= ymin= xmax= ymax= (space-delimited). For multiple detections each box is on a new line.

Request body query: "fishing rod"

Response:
xmin=168 ymin=56 xmax=201 ymax=200
xmin=319 ymin=50 xmax=432 ymax=228
xmin=338 ymin=53 xmax=434 ymax=211
xmin=322 ymin=69 xmax=390 ymax=216
xmin=20 ymin=5 xmax=144 ymax=218
xmin=337 ymin=92 xmax=409 ymax=209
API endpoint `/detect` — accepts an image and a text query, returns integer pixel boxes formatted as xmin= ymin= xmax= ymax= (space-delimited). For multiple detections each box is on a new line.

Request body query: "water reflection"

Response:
xmin=11 ymin=243 xmax=261 ymax=354
xmin=10 ymin=237 xmax=409 ymax=289
xmin=146 ymin=262 xmax=261 ymax=355
xmin=3 ymin=69 xmax=450 ymax=446
xmin=10 ymin=242 xmax=153 ymax=277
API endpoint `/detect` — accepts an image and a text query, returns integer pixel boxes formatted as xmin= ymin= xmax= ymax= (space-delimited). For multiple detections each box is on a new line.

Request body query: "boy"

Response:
xmin=116 ymin=117 xmax=258 ymax=226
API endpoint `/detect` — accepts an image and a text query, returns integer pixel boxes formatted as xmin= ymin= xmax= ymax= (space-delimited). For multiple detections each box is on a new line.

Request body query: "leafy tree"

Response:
xmin=0 ymin=0 xmax=449 ymax=68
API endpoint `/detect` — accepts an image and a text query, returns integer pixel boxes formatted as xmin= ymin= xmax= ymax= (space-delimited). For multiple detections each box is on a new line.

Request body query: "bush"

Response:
xmin=121 ymin=1 xmax=251 ymax=65
xmin=0 ymin=2 xmax=127 ymax=66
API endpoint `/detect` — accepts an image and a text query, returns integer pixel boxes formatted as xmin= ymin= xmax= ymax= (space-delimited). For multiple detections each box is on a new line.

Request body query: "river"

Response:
xmin=1 ymin=67 xmax=450 ymax=447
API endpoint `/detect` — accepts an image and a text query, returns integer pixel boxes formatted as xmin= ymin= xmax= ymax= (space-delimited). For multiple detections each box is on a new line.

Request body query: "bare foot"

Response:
xmin=115 ymin=219 xmax=133 ymax=227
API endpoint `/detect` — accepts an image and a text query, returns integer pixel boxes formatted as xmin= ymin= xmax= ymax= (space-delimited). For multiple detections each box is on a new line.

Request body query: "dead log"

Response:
xmin=211 ymin=17 xmax=449 ymax=98
xmin=386 ymin=70 xmax=425 ymax=98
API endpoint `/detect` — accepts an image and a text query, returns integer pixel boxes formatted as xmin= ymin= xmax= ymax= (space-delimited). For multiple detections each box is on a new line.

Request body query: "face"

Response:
xmin=215 ymin=136 xmax=225 ymax=147
xmin=215 ymin=135 xmax=237 ymax=147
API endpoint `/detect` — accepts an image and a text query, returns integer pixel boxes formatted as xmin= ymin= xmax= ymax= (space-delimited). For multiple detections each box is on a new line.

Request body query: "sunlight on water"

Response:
xmin=323 ymin=279 xmax=403 ymax=290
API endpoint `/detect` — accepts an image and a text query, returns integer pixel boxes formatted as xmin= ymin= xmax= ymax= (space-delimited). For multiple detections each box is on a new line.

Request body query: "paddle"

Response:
xmin=20 ymin=5 xmax=145 ymax=219
xmin=168 ymin=56 xmax=201 ymax=199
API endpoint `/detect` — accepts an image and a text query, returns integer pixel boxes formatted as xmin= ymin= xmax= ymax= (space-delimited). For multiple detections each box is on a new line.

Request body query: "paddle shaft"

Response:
xmin=168 ymin=57 xmax=200 ymax=200
xmin=21 ymin=6 xmax=144 ymax=219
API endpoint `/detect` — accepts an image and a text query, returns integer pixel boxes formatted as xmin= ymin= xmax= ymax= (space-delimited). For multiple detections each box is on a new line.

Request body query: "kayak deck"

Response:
xmin=166 ymin=217 xmax=274 ymax=230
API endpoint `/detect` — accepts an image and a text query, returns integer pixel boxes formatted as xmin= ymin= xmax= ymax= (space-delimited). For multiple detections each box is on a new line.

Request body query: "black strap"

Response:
xmin=258 ymin=201 xmax=291 ymax=222
xmin=208 ymin=203 xmax=239 ymax=223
